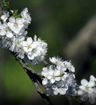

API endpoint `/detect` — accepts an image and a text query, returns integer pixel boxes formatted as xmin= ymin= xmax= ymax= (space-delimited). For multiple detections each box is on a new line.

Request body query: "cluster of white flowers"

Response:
xmin=77 ymin=75 xmax=96 ymax=104
xmin=41 ymin=57 xmax=76 ymax=96
xmin=0 ymin=8 xmax=47 ymax=64
xmin=1 ymin=5 xmax=96 ymax=105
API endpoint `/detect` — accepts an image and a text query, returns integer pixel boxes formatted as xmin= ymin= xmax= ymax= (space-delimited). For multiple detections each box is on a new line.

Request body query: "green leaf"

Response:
xmin=3 ymin=0 xmax=9 ymax=8
xmin=13 ymin=9 xmax=21 ymax=18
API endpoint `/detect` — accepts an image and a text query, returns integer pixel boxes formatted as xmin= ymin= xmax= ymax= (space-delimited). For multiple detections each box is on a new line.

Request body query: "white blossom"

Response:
xmin=42 ymin=67 xmax=61 ymax=84
xmin=0 ymin=8 xmax=47 ymax=63
xmin=0 ymin=7 xmax=79 ymax=100
xmin=53 ymin=87 xmax=68 ymax=95
xmin=0 ymin=8 xmax=47 ymax=61
xmin=64 ymin=61 xmax=75 ymax=72
xmin=0 ymin=8 xmax=31 ymax=39
xmin=21 ymin=37 xmax=33 ymax=52
xmin=21 ymin=8 xmax=31 ymax=24
xmin=7 ymin=17 xmax=24 ymax=35
xmin=0 ymin=22 xmax=13 ymax=38
xmin=0 ymin=12 xmax=9 ymax=22
xmin=77 ymin=75 xmax=96 ymax=104
xmin=50 ymin=57 xmax=75 ymax=73
xmin=25 ymin=35 xmax=47 ymax=62
xmin=42 ymin=57 xmax=76 ymax=96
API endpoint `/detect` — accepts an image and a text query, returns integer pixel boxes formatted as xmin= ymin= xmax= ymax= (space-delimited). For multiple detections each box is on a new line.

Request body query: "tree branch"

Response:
xmin=11 ymin=52 xmax=53 ymax=105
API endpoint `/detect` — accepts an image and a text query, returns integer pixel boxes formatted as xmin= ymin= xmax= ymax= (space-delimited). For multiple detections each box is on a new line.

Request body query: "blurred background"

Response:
xmin=1 ymin=0 xmax=96 ymax=105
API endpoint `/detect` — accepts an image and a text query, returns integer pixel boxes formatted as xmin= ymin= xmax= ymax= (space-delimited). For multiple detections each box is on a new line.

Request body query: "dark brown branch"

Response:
xmin=18 ymin=59 xmax=53 ymax=105
xmin=11 ymin=52 xmax=53 ymax=105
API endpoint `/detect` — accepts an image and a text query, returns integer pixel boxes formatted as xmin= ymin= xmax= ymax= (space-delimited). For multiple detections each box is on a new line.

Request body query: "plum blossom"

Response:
xmin=21 ymin=35 xmax=47 ymax=62
xmin=7 ymin=17 xmax=24 ymax=35
xmin=21 ymin=37 xmax=33 ymax=53
xmin=0 ymin=8 xmax=47 ymax=63
xmin=21 ymin=8 xmax=31 ymax=24
xmin=42 ymin=57 xmax=76 ymax=96
xmin=77 ymin=75 xmax=96 ymax=104
xmin=0 ymin=12 xmax=9 ymax=22
xmin=0 ymin=22 xmax=13 ymax=38
xmin=1 ymin=6 xmax=96 ymax=105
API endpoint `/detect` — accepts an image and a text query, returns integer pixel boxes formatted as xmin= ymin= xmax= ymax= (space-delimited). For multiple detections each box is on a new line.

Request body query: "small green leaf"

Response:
xmin=3 ymin=0 xmax=9 ymax=8
xmin=13 ymin=9 xmax=21 ymax=18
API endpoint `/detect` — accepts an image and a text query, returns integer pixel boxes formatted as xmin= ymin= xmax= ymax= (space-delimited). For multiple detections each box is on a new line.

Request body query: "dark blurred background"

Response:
xmin=1 ymin=0 xmax=96 ymax=105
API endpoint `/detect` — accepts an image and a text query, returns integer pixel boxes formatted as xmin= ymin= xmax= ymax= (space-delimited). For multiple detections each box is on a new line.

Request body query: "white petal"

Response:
xmin=55 ymin=77 xmax=61 ymax=81
xmin=48 ymin=70 xmax=54 ymax=76
xmin=9 ymin=17 xmax=15 ymax=22
xmin=54 ymin=70 xmax=60 ymax=76
xmin=16 ymin=18 xmax=24 ymax=24
xmin=6 ymin=31 xmax=13 ymax=38
xmin=79 ymin=86 xmax=86 ymax=90
xmin=0 ymin=30 xmax=6 ymax=36
xmin=69 ymin=66 xmax=75 ymax=72
xmin=27 ymin=52 xmax=34 ymax=60
xmin=27 ymin=37 xmax=33 ymax=44
xmin=47 ymin=75 xmax=52 ymax=80
xmin=88 ymin=81 xmax=95 ymax=87
xmin=53 ymin=90 xmax=58 ymax=95
xmin=21 ymin=8 xmax=28 ymax=17
xmin=23 ymin=47 xmax=28 ymax=52
xmin=21 ymin=41 xmax=27 ymax=46
xmin=58 ymin=88 xmax=67 ymax=95
xmin=50 ymin=79 xmax=55 ymax=84
xmin=34 ymin=35 xmax=37 ymax=41
xmin=42 ymin=78 xmax=48 ymax=85
xmin=78 ymin=90 xmax=83 ymax=95
xmin=90 ymin=75 xmax=96 ymax=82
xmin=81 ymin=79 xmax=88 ymax=86
xmin=1 ymin=14 xmax=8 ymax=22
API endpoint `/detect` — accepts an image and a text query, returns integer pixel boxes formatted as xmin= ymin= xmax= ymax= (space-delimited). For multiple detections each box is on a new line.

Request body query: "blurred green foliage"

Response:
xmin=3 ymin=52 xmax=35 ymax=100
xmin=3 ymin=0 xmax=10 ymax=8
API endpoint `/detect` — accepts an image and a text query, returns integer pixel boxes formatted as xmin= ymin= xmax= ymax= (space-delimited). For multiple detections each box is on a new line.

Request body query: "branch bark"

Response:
xmin=11 ymin=52 xmax=53 ymax=105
